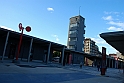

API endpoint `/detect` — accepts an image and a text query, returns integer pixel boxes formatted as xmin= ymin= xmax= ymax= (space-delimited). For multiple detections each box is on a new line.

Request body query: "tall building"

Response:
xmin=84 ymin=38 xmax=100 ymax=56
xmin=67 ymin=15 xmax=86 ymax=52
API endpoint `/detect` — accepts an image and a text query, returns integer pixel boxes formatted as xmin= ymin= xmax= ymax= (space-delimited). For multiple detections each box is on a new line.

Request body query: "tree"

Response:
xmin=53 ymin=51 xmax=60 ymax=57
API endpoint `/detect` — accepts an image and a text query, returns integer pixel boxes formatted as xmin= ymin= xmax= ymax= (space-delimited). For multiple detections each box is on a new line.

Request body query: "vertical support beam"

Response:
xmin=109 ymin=58 xmax=111 ymax=68
xmin=27 ymin=38 xmax=33 ymax=62
xmin=2 ymin=31 xmax=10 ymax=61
xmin=61 ymin=46 xmax=65 ymax=66
xmin=46 ymin=43 xmax=51 ymax=64
xmin=106 ymin=58 xmax=107 ymax=67
xmin=122 ymin=61 xmax=124 ymax=74
xmin=121 ymin=61 xmax=123 ymax=69
xmin=112 ymin=59 xmax=113 ymax=68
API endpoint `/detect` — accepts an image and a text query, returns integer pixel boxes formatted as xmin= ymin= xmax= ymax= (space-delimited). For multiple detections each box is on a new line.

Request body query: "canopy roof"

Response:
xmin=100 ymin=31 xmax=124 ymax=55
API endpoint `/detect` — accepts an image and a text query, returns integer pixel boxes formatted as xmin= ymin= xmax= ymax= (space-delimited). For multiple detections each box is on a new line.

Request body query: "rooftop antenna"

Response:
xmin=79 ymin=6 xmax=81 ymax=15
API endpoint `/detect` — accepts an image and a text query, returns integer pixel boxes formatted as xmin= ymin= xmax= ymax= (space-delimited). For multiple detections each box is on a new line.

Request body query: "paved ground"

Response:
xmin=0 ymin=60 xmax=124 ymax=83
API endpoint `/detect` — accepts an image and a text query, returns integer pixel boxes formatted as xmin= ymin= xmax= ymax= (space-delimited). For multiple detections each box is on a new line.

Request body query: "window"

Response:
xmin=69 ymin=30 xmax=77 ymax=34
xmin=69 ymin=45 xmax=75 ymax=49
xmin=70 ymin=23 xmax=78 ymax=27
xmin=68 ymin=37 xmax=77 ymax=41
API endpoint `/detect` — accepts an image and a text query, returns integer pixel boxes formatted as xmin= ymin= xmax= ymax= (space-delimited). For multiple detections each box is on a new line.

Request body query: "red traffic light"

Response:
xmin=25 ymin=26 xmax=31 ymax=32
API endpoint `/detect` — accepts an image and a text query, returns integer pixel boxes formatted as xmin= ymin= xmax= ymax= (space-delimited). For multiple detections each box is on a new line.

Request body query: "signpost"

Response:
xmin=101 ymin=47 xmax=106 ymax=75
xmin=15 ymin=23 xmax=31 ymax=62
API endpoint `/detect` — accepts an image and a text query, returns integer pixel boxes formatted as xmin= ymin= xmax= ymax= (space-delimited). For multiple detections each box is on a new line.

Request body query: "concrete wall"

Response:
xmin=19 ymin=41 xmax=30 ymax=59
xmin=76 ymin=16 xmax=85 ymax=52
xmin=32 ymin=43 xmax=45 ymax=61
xmin=5 ymin=37 xmax=18 ymax=58
xmin=72 ymin=52 xmax=84 ymax=64
xmin=0 ymin=37 xmax=6 ymax=57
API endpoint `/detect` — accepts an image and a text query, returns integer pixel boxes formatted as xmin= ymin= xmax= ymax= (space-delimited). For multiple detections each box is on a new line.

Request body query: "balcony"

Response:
xmin=68 ymin=41 xmax=76 ymax=45
xmin=68 ymin=33 xmax=77 ymax=37
xmin=69 ymin=26 xmax=78 ymax=30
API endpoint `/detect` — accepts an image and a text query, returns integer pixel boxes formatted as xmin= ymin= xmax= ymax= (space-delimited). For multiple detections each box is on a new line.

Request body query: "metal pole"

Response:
xmin=27 ymin=38 xmax=33 ymax=62
xmin=2 ymin=31 xmax=10 ymax=61
xmin=16 ymin=28 xmax=24 ymax=60
xmin=46 ymin=43 xmax=51 ymax=64
xmin=61 ymin=46 xmax=65 ymax=66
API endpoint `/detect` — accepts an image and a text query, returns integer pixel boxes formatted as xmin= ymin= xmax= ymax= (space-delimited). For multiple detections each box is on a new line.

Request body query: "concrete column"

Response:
xmin=112 ymin=59 xmax=114 ymax=68
xmin=106 ymin=58 xmax=107 ymax=67
xmin=121 ymin=61 xmax=123 ymax=68
xmin=46 ymin=43 xmax=51 ymax=64
xmin=2 ymin=31 xmax=10 ymax=61
xmin=115 ymin=60 xmax=118 ymax=68
xmin=27 ymin=38 xmax=33 ymax=62
xmin=123 ymin=62 xmax=124 ymax=74
xmin=61 ymin=46 xmax=65 ymax=66
xmin=94 ymin=59 xmax=96 ymax=67
xmin=109 ymin=58 xmax=111 ymax=68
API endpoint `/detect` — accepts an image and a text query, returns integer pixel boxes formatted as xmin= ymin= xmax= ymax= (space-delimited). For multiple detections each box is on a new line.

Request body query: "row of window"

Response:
xmin=69 ymin=30 xmax=78 ymax=34
xmin=68 ymin=37 xmax=77 ymax=41
xmin=70 ymin=23 xmax=78 ymax=28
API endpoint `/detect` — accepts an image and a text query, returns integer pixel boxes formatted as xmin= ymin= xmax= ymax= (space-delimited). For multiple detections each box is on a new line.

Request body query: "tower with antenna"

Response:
xmin=67 ymin=11 xmax=86 ymax=52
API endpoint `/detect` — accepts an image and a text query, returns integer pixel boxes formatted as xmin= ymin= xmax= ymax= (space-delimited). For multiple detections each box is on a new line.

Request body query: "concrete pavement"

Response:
xmin=0 ymin=60 xmax=123 ymax=83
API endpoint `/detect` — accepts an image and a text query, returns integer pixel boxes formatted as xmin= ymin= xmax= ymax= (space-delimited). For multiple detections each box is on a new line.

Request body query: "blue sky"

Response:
xmin=0 ymin=0 xmax=124 ymax=54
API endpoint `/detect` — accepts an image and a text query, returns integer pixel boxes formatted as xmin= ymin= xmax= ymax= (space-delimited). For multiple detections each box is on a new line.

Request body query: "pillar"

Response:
xmin=27 ymin=38 xmax=33 ymax=62
xmin=112 ymin=59 xmax=114 ymax=68
xmin=61 ymin=46 xmax=65 ymax=66
xmin=109 ymin=58 xmax=111 ymax=68
xmin=106 ymin=58 xmax=108 ymax=67
xmin=46 ymin=43 xmax=51 ymax=64
xmin=2 ymin=31 xmax=10 ymax=61
xmin=121 ymin=61 xmax=123 ymax=69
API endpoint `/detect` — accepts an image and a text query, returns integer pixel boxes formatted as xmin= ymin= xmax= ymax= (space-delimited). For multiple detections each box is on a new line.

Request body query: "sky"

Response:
xmin=0 ymin=0 xmax=124 ymax=54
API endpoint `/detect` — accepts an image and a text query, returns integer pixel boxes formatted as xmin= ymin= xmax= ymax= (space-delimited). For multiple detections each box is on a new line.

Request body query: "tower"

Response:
xmin=67 ymin=15 xmax=86 ymax=52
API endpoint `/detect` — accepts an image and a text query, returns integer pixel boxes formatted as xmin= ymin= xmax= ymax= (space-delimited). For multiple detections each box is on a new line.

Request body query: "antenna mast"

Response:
xmin=79 ymin=6 xmax=81 ymax=15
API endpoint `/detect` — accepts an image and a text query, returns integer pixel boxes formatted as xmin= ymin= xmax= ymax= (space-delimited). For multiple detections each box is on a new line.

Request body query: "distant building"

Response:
xmin=116 ymin=52 xmax=124 ymax=61
xmin=83 ymin=38 xmax=101 ymax=66
xmin=84 ymin=38 xmax=100 ymax=56
xmin=67 ymin=15 xmax=86 ymax=52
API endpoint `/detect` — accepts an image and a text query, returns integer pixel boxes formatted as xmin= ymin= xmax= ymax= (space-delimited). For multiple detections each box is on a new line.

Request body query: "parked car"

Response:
xmin=52 ymin=57 xmax=60 ymax=62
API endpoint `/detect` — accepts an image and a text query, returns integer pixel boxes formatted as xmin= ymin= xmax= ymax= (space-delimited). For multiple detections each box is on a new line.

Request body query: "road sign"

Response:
xmin=19 ymin=23 xmax=22 ymax=31
xmin=25 ymin=26 xmax=31 ymax=32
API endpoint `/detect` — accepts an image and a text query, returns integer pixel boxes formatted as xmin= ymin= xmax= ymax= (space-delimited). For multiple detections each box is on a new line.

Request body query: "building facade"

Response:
xmin=0 ymin=27 xmax=86 ymax=65
xmin=84 ymin=38 xmax=100 ymax=56
xmin=67 ymin=15 xmax=86 ymax=52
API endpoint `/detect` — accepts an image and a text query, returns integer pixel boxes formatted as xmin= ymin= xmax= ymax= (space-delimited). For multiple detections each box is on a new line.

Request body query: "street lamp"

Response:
xmin=14 ymin=23 xmax=31 ymax=63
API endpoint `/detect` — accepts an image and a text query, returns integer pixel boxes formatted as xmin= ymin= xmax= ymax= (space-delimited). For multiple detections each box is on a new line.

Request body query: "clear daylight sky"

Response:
xmin=0 ymin=0 xmax=124 ymax=54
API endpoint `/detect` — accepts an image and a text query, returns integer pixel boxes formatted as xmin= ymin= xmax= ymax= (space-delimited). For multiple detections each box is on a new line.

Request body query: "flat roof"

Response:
xmin=0 ymin=27 xmax=66 ymax=49
xmin=100 ymin=31 xmax=124 ymax=55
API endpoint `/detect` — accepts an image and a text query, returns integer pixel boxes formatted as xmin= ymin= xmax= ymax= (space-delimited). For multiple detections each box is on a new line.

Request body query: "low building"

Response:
xmin=0 ymin=27 xmax=88 ymax=65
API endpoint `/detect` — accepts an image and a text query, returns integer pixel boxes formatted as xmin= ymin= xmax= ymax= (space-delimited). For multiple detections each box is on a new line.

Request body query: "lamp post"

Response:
xmin=14 ymin=23 xmax=31 ymax=63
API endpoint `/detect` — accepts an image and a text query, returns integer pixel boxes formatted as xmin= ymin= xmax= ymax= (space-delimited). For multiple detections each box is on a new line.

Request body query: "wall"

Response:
xmin=72 ymin=52 xmax=84 ymax=64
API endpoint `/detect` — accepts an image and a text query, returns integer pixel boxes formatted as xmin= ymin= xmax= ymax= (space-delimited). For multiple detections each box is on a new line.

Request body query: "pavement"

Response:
xmin=0 ymin=60 xmax=124 ymax=83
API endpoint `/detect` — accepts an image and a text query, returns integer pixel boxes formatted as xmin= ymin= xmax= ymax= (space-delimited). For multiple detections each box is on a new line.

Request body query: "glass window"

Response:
xmin=69 ymin=37 xmax=77 ymax=41
xmin=69 ymin=45 xmax=75 ymax=49
xmin=70 ymin=23 xmax=78 ymax=27
xmin=69 ymin=30 xmax=77 ymax=34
